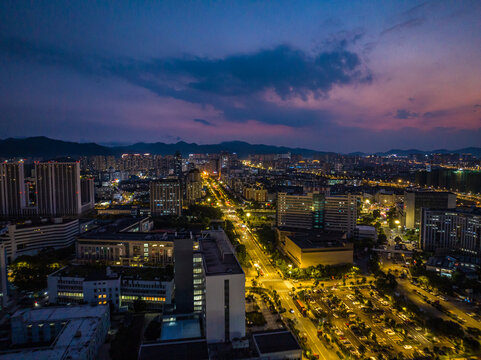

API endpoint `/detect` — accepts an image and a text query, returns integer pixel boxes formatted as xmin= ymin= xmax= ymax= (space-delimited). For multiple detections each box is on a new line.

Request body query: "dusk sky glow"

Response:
xmin=1 ymin=1 xmax=481 ymax=152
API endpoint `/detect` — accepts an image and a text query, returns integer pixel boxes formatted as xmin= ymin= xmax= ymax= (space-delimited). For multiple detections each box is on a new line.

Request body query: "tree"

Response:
xmin=236 ymin=244 xmax=247 ymax=264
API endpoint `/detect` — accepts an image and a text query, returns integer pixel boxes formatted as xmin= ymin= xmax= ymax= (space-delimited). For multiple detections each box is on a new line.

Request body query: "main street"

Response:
xmin=206 ymin=177 xmax=338 ymax=360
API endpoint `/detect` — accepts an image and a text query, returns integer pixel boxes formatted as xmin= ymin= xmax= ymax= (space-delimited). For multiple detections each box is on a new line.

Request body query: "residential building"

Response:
xmin=244 ymin=187 xmax=267 ymax=202
xmin=185 ymin=169 xmax=203 ymax=204
xmin=404 ymin=189 xmax=456 ymax=229
xmin=276 ymin=192 xmax=315 ymax=229
xmin=0 ymin=162 xmax=26 ymax=216
xmin=150 ymin=178 xmax=183 ymax=216
xmin=323 ymin=194 xmax=357 ymax=238
xmin=420 ymin=207 xmax=481 ymax=255
xmin=35 ymin=162 xmax=94 ymax=216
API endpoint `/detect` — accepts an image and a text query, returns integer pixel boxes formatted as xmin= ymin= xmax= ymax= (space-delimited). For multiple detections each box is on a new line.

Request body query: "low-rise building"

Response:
xmin=354 ymin=225 xmax=377 ymax=242
xmin=2 ymin=305 xmax=109 ymax=360
xmin=48 ymin=265 xmax=174 ymax=311
xmin=278 ymin=228 xmax=353 ymax=268
xmin=0 ymin=218 xmax=79 ymax=261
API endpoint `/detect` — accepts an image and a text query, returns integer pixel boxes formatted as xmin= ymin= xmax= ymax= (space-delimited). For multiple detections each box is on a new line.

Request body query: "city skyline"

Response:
xmin=1 ymin=1 xmax=481 ymax=153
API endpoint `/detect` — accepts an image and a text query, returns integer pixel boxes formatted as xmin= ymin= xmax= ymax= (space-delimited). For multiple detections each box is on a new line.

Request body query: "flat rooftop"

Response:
xmin=253 ymin=330 xmax=301 ymax=355
xmin=78 ymin=230 xmax=196 ymax=243
xmin=12 ymin=304 xmax=108 ymax=323
xmin=7 ymin=218 xmax=78 ymax=230
xmin=284 ymin=229 xmax=349 ymax=249
xmin=51 ymin=265 xmax=173 ymax=281
xmin=139 ymin=339 xmax=209 ymax=360
xmin=200 ymin=230 xmax=243 ymax=275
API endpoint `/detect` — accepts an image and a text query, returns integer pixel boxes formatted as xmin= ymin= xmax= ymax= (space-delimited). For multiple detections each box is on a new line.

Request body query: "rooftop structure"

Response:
xmin=3 ymin=305 xmax=109 ymax=360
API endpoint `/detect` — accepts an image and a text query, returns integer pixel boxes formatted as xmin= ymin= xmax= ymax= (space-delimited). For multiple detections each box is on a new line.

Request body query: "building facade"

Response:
xmin=0 ymin=218 xmax=79 ymax=260
xmin=150 ymin=178 xmax=183 ymax=216
xmin=404 ymin=190 xmax=456 ymax=229
xmin=0 ymin=162 xmax=26 ymax=216
xmin=420 ymin=207 xmax=481 ymax=255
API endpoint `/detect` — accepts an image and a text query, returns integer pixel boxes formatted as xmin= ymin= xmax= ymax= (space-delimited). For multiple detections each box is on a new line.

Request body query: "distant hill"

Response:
xmin=0 ymin=137 xmax=329 ymax=158
xmin=0 ymin=137 xmax=111 ymax=158
xmin=374 ymin=147 xmax=481 ymax=157
xmin=0 ymin=136 xmax=479 ymax=159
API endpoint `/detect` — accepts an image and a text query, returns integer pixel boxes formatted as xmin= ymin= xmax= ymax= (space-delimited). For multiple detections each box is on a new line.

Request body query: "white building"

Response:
xmin=48 ymin=265 xmax=174 ymax=311
xmin=200 ymin=230 xmax=245 ymax=343
xmin=0 ymin=218 xmax=79 ymax=260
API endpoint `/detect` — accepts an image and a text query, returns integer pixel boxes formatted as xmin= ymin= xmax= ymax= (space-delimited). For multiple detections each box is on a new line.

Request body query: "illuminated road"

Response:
xmin=205 ymin=177 xmax=338 ymax=360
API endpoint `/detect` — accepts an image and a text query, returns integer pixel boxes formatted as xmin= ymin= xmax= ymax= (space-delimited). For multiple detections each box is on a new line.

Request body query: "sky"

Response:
xmin=0 ymin=1 xmax=480 ymax=153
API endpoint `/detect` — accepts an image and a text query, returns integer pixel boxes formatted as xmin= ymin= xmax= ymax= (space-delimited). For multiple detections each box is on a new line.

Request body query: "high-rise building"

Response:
xmin=0 ymin=162 xmax=26 ymax=216
xmin=185 ymin=169 xmax=203 ymax=205
xmin=277 ymin=192 xmax=356 ymax=236
xmin=324 ymin=194 xmax=358 ymax=237
xmin=276 ymin=192 xmax=314 ymax=229
xmin=420 ymin=207 xmax=481 ymax=255
xmin=404 ymin=190 xmax=456 ymax=229
xmin=150 ymin=178 xmax=183 ymax=216
xmin=35 ymin=162 xmax=94 ymax=216
xmin=174 ymin=151 xmax=183 ymax=177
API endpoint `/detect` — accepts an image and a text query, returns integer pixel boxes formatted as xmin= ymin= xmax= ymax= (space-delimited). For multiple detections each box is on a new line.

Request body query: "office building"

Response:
xmin=76 ymin=232 xmax=175 ymax=267
xmin=0 ymin=162 xmax=26 ymax=216
xmin=420 ymin=207 xmax=481 ymax=255
xmin=150 ymin=178 xmax=183 ymax=216
xmin=48 ymin=265 xmax=174 ymax=311
xmin=0 ymin=218 xmax=79 ymax=261
xmin=278 ymin=229 xmax=353 ymax=268
xmin=404 ymin=189 xmax=456 ymax=229
xmin=35 ymin=162 xmax=94 ymax=216
xmin=6 ymin=305 xmax=109 ymax=360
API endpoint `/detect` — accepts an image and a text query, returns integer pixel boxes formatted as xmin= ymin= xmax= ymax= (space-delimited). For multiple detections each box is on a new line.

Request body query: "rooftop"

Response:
xmin=282 ymin=229 xmax=349 ymax=249
xmin=139 ymin=339 xmax=209 ymax=360
xmin=50 ymin=265 xmax=174 ymax=281
xmin=6 ymin=218 xmax=78 ymax=230
xmin=253 ymin=330 xmax=301 ymax=355
xmin=12 ymin=304 xmax=109 ymax=323
xmin=5 ymin=305 xmax=108 ymax=360
xmin=199 ymin=230 xmax=243 ymax=276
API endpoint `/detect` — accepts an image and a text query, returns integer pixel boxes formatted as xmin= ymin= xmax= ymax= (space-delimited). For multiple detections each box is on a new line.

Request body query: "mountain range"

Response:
xmin=0 ymin=136 xmax=479 ymax=159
